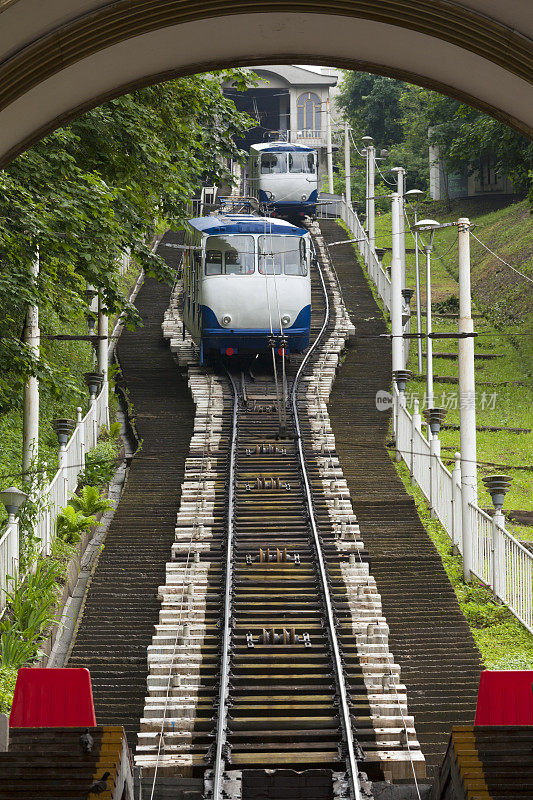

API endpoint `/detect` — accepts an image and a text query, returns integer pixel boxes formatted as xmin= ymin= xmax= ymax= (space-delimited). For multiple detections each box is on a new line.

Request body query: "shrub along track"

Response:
xmin=321 ymin=218 xmax=483 ymax=779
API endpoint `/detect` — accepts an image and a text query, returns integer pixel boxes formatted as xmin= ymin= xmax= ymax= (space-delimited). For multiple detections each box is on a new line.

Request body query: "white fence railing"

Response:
xmin=336 ymin=197 xmax=533 ymax=634
xmin=0 ymin=386 xmax=108 ymax=614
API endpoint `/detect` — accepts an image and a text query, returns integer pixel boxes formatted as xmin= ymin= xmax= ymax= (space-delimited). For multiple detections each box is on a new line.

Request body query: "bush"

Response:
xmin=56 ymin=505 xmax=96 ymax=544
xmin=78 ymin=438 xmax=118 ymax=488
xmin=70 ymin=485 xmax=112 ymax=517
xmin=0 ymin=665 xmax=18 ymax=713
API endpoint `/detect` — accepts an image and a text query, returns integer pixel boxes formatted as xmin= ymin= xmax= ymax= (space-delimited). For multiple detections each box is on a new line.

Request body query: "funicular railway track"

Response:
xmin=210 ymin=261 xmax=363 ymax=800
xmin=138 ymin=224 xmax=424 ymax=798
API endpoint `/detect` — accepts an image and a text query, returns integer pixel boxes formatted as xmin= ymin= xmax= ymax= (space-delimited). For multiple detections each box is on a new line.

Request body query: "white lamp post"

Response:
xmin=362 ymin=136 xmax=375 ymax=253
xmin=413 ymin=219 xmax=441 ymax=437
xmin=405 ymin=189 xmax=425 ymax=373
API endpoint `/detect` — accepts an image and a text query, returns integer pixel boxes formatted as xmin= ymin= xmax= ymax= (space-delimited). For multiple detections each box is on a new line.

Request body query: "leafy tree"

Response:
xmin=337 ymin=70 xmax=532 ymax=203
xmin=0 ymin=71 xmax=254 ymax=416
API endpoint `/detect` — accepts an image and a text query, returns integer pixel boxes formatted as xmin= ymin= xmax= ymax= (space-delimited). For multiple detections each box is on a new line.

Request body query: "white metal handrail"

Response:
xmin=336 ymin=197 xmax=533 ymax=634
xmin=0 ymin=385 xmax=108 ymax=612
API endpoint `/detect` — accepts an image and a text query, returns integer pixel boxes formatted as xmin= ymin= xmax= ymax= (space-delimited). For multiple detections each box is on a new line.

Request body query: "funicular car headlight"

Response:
xmin=281 ymin=314 xmax=291 ymax=325
xmin=222 ymin=314 xmax=232 ymax=326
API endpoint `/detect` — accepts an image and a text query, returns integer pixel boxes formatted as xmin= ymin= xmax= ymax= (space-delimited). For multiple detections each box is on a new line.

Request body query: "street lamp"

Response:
xmin=413 ymin=219 xmax=441 ymax=424
xmin=0 ymin=487 xmax=28 ymax=520
xmin=405 ymin=189 xmax=425 ymax=373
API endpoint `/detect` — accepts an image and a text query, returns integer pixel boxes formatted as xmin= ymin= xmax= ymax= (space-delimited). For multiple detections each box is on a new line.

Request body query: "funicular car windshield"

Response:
xmin=258 ymin=235 xmax=308 ymax=276
xmin=260 ymin=153 xmax=287 ymax=174
xmin=205 ymin=236 xmax=255 ymax=275
xmin=288 ymin=152 xmax=315 ymax=174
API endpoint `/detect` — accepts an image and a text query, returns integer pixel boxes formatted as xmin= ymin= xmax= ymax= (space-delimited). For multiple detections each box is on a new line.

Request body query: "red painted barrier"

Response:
xmin=475 ymin=670 xmax=533 ymax=725
xmin=9 ymin=668 xmax=96 ymax=727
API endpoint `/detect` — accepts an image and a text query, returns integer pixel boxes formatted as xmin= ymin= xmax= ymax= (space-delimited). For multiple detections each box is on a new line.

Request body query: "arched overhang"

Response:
xmin=0 ymin=1 xmax=531 ymax=167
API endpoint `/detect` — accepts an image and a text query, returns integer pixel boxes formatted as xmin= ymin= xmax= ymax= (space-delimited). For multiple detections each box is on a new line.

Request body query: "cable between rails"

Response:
xmin=291 ymin=254 xmax=363 ymax=800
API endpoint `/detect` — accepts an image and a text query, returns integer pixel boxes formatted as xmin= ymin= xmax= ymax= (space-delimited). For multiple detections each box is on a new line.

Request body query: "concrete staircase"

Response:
xmin=67 ymin=234 xmax=194 ymax=750
xmin=433 ymin=725 xmax=533 ymax=799
xmin=0 ymin=726 xmax=131 ymax=799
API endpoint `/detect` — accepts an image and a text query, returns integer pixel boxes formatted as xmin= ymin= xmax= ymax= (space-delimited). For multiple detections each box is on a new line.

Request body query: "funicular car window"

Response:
xmin=288 ymin=153 xmax=315 ymax=174
xmin=258 ymin=235 xmax=307 ymax=276
xmin=205 ymin=236 xmax=254 ymax=275
xmin=260 ymin=153 xmax=287 ymax=174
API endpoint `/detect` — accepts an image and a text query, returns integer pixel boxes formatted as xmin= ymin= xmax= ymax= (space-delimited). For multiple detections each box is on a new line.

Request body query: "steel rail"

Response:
xmin=212 ymin=368 xmax=239 ymax=800
xmin=291 ymin=258 xmax=362 ymax=800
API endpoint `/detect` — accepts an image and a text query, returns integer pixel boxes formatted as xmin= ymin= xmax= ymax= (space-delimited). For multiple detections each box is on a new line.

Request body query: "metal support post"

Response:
xmin=390 ymin=194 xmax=404 ymax=375
xmin=491 ymin=509 xmax=504 ymax=600
xmin=77 ymin=406 xmax=85 ymax=467
xmin=429 ymin=435 xmax=440 ymax=519
xmin=411 ymin=398 xmax=421 ymax=480
xmin=414 ymin=227 xmax=423 ymax=373
xmin=368 ymin=144 xmax=375 ymax=254
xmin=457 ymin=217 xmax=477 ymax=583
xmin=392 ymin=167 xmax=406 ymax=286
xmin=451 ymin=452 xmax=462 ymax=553
xmin=22 ymin=247 xmax=40 ymax=479
xmin=97 ymin=292 xmax=110 ymax=428
xmin=425 ymin=244 xmax=434 ymax=420
xmin=344 ymin=120 xmax=351 ymax=208
xmin=399 ymin=173 xmax=406 ymax=287
xmin=326 ymin=98 xmax=334 ymax=195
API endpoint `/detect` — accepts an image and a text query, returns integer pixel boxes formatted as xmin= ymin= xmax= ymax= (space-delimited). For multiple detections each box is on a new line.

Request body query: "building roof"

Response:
xmin=250 ymin=142 xmax=315 ymax=153
xmin=241 ymin=65 xmax=338 ymax=88
xmin=188 ymin=214 xmax=307 ymax=236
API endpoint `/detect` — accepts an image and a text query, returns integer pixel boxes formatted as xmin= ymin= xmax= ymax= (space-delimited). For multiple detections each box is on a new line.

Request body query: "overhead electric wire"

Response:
xmin=470 ymin=232 xmax=533 ymax=285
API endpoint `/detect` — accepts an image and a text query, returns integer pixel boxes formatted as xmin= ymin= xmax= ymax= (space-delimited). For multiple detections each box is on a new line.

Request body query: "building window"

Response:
xmin=297 ymin=92 xmax=321 ymax=133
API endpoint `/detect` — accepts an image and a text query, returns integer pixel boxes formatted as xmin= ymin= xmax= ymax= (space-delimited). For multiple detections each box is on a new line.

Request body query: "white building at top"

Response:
xmin=223 ymin=65 xmax=340 ymax=184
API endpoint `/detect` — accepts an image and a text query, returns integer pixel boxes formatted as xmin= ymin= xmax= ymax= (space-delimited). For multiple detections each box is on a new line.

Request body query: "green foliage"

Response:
xmin=78 ymin=438 xmax=118 ymax=488
xmin=69 ymin=485 xmax=112 ymax=517
xmin=433 ymin=295 xmax=460 ymax=314
xmin=337 ymin=71 xmax=533 ymax=205
xmin=56 ymin=505 xmax=96 ymax=544
xmin=0 ymin=558 xmax=62 ymax=669
xmin=0 ymin=665 xmax=17 ymax=713
xmin=0 ymin=71 xmax=254 ymax=416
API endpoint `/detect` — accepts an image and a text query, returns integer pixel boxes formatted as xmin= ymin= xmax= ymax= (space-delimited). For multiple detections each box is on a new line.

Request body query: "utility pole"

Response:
xmin=362 ymin=136 xmax=375 ymax=252
xmin=457 ymin=217 xmax=477 ymax=583
xmin=390 ymin=194 xmax=404 ymax=374
xmin=97 ymin=292 xmax=109 ymax=427
xmin=344 ymin=120 xmax=351 ymax=208
xmin=405 ymin=189 xmax=424 ymax=373
xmin=391 ymin=167 xmax=406 ymax=286
xmin=326 ymin=98 xmax=334 ymax=195
xmin=22 ymin=246 xmax=40 ymax=480
xmin=367 ymin=142 xmax=375 ymax=253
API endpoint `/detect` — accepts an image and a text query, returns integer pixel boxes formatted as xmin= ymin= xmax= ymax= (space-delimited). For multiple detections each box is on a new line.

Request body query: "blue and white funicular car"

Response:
xmin=248 ymin=142 xmax=318 ymax=221
xmin=182 ymin=213 xmax=312 ymax=361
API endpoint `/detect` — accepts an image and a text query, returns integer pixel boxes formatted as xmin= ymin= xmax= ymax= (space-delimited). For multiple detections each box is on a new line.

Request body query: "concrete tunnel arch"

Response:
xmin=0 ymin=0 xmax=531 ymax=167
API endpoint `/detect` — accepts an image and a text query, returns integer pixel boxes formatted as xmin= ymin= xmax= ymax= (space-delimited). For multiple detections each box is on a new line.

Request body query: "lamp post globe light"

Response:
xmin=0 ymin=486 xmax=28 ymax=520
xmin=414 ymin=218 xmax=441 ymax=430
xmin=405 ymin=189 xmax=425 ymax=374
